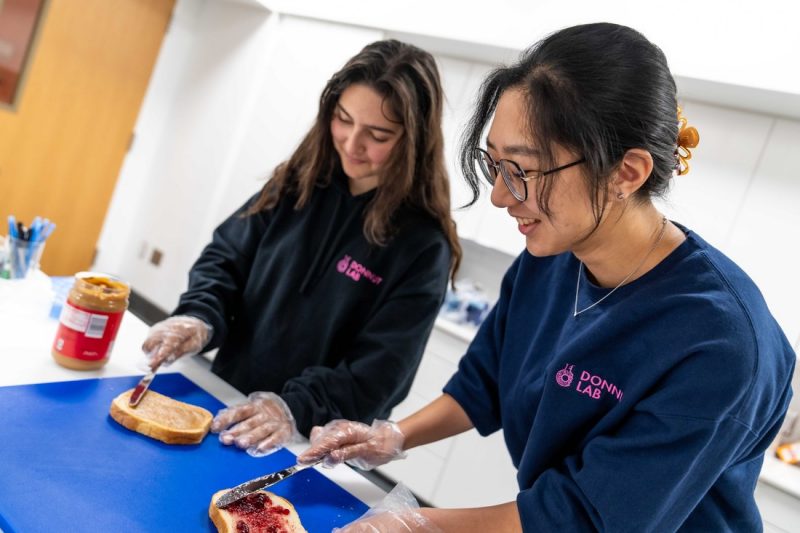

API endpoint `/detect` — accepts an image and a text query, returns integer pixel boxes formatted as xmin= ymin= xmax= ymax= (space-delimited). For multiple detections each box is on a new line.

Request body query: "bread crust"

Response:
xmin=209 ymin=489 xmax=307 ymax=533
xmin=109 ymin=389 xmax=212 ymax=445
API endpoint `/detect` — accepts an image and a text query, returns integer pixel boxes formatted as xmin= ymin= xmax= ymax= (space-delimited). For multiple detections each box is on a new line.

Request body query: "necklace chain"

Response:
xmin=573 ymin=217 xmax=668 ymax=317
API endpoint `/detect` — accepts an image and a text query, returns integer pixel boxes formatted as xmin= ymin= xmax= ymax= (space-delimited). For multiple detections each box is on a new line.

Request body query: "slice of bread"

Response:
xmin=209 ymin=489 xmax=307 ymax=533
xmin=109 ymin=388 xmax=213 ymax=445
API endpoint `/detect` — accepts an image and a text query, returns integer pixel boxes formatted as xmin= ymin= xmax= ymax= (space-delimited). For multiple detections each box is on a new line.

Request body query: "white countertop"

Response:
xmin=0 ymin=277 xmax=387 ymax=509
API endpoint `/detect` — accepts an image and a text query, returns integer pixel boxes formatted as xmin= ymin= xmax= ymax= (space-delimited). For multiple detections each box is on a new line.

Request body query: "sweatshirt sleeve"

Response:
xmin=172 ymin=194 xmax=269 ymax=350
xmin=280 ymin=238 xmax=451 ymax=435
xmin=442 ymin=254 xmax=522 ymax=435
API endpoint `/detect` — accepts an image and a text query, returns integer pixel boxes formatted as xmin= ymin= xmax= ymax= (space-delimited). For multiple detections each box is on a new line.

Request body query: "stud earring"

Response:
xmin=616 ymin=192 xmax=625 ymax=200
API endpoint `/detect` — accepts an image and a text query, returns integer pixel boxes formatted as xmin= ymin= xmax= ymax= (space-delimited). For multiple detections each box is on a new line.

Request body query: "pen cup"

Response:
xmin=8 ymin=236 xmax=46 ymax=279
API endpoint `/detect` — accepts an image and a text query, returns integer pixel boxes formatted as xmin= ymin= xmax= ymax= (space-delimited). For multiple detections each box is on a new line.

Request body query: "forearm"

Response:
xmin=421 ymin=501 xmax=522 ymax=533
xmin=398 ymin=393 xmax=473 ymax=450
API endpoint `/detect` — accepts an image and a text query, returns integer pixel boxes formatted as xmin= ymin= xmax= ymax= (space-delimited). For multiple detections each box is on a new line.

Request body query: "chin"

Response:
xmin=525 ymin=239 xmax=561 ymax=258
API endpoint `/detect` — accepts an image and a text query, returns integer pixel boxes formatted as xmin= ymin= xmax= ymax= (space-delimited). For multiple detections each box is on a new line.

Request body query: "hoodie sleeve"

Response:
xmin=172 ymin=193 xmax=269 ymax=350
xmin=280 ymin=238 xmax=451 ymax=435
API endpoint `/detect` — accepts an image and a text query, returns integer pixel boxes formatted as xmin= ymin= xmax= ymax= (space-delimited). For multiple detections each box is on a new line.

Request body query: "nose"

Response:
xmin=490 ymin=175 xmax=518 ymax=208
xmin=343 ymin=128 xmax=365 ymax=156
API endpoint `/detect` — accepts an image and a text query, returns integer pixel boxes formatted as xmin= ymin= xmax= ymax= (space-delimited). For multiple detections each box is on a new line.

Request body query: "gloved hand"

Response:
xmin=141 ymin=315 xmax=212 ymax=369
xmin=334 ymin=483 xmax=441 ymax=533
xmin=297 ymin=419 xmax=406 ymax=471
xmin=210 ymin=392 xmax=300 ymax=457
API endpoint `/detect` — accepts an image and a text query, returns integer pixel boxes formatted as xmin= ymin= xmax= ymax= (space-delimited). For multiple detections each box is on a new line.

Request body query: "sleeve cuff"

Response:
xmin=280 ymin=392 xmax=313 ymax=437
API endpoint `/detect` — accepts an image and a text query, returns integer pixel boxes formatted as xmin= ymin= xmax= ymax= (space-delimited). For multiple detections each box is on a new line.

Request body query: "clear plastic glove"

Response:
xmin=141 ymin=315 xmax=212 ymax=368
xmin=297 ymin=419 xmax=406 ymax=471
xmin=210 ymin=392 xmax=300 ymax=457
xmin=334 ymin=483 xmax=441 ymax=533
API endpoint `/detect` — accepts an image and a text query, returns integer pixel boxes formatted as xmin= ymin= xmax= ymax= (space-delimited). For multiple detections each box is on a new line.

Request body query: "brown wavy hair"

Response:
xmin=248 ymin=39 xmax=461 ymax=281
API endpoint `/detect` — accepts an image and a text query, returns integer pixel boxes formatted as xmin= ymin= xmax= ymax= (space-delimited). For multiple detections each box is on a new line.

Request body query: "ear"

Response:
xmin=613 ymin=148 xmax=653 ymax=198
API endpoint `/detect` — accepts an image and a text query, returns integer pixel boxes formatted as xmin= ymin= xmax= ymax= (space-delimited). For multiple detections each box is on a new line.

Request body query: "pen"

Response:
xmin=8 ymin=215 xmax=18 ymax=239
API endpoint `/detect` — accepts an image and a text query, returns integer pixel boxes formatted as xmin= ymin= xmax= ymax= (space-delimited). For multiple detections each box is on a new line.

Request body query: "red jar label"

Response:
xmin=53 ymin=301 xmax=125 ymax=361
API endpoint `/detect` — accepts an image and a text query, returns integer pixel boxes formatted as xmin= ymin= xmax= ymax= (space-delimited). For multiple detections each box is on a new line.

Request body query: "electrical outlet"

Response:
xmin=150 ymin=248 xmax=163 ymax=267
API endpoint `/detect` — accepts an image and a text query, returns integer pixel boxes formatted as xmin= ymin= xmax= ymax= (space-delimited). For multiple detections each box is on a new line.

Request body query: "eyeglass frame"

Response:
xmin=474 ymin=147 xmax=586 ymax=202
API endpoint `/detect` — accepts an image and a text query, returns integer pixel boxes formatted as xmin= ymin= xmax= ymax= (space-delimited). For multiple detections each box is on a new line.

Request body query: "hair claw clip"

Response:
xmin=676 ymin=106 xmax=700 ymax=176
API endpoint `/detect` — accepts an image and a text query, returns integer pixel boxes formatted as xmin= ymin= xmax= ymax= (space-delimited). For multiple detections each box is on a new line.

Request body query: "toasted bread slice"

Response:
xmin=110 ymin=388 xmax=212 ymax=445
xmin=210 ymin=489 xmax=307 ymax=533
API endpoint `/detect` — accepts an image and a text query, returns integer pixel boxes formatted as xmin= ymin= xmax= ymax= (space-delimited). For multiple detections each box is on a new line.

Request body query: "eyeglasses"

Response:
xmin=474 ymin=147 xmax=586 ymax=202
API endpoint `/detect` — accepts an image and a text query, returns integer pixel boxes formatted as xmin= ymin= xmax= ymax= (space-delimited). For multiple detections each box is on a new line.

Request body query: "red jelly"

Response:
xmin=226 ymin=493 xmax=293 ymax=533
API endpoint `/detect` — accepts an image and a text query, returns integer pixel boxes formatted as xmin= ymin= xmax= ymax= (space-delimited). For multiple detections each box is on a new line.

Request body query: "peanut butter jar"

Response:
xmin=52 ymin=272 xmax=130 ymax=370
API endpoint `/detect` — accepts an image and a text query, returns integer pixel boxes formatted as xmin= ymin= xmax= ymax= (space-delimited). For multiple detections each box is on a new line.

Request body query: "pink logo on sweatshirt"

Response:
xmin=336 ymin=254 xmax=383 ymax=285
xmin=555 ymin=364 xmax=574 ymax=387
xmin=556 ymin=363 xmax=624 ymax=402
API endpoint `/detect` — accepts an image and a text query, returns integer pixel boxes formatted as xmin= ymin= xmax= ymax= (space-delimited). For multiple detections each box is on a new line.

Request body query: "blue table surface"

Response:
xmin=0 ymin=374 xmax=368 ymax=532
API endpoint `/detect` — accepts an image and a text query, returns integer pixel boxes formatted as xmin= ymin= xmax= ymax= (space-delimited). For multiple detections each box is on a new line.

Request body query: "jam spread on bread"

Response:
xmin=226 ymin=493 xmax=292 ymax=533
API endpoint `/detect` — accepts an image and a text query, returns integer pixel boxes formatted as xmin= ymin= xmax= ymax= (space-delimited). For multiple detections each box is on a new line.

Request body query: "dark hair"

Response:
xmin=250 ymin=39 xmax=461 ymax=281
xmin=460 ymin=23 xmax=679 ymax=223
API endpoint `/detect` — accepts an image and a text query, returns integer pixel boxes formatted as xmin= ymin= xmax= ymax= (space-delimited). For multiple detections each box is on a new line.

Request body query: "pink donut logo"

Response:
xmin=337 ymin=255 xmax=351 ymax=273
xmin=555 ymin=364 xmax=574 ymax=388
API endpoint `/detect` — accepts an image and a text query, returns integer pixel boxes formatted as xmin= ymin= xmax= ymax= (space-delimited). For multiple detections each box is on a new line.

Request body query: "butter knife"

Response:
xmin=215 ymin=459 xmax=323 ymax=508
xmin=129 ymin=360 xmax=162 ymax=407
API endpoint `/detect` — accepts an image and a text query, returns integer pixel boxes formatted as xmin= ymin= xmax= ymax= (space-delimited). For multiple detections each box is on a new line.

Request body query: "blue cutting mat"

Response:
xmin=0 ymin=374 xmax=368 ymax=532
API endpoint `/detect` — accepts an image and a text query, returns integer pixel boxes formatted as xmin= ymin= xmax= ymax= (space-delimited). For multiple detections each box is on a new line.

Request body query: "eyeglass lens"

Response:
xmin=476 ymin=150 xmax=525 ymax=199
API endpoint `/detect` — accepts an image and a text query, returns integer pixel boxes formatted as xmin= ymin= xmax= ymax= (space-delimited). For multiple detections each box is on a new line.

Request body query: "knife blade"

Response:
xmin=129 ymin=361 xmax=161 ymax=407
xmin=215 ymin=459 xmax=323 ymax=508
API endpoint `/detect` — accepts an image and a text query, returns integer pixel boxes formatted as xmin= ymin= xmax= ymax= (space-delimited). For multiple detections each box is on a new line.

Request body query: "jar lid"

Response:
xmin=73 ymin=272 xmax=130 ymax=294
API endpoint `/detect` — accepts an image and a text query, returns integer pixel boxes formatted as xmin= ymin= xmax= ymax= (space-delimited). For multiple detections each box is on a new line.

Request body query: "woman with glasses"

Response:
xmin=299 ymin=23 xmax=795 ymax=532
xmin=140 ymin=40 xmax=462 ymax=457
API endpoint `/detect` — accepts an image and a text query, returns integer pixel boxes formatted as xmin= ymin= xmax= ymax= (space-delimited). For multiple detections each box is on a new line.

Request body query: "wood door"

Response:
xmin=0 ymin=0 xmax=175 ymax=275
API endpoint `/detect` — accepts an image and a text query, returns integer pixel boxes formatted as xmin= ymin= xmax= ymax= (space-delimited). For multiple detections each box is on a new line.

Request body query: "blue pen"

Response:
xmin=29 ymin=216 xmax=42 ymax=243
xmin=8 ymin=215 xmax=18 ymax=239
xmin=41 ymin=220 xmax=56 ymax=240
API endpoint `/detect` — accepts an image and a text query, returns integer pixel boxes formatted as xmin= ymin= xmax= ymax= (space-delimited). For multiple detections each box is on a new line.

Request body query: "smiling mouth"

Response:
xmin=514 ymin=216 xmax=540 ymax=226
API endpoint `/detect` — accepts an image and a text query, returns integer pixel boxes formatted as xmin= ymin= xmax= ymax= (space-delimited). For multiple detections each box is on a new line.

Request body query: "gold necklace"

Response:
xmin=573 ymin=217 xmax=668 ymax=317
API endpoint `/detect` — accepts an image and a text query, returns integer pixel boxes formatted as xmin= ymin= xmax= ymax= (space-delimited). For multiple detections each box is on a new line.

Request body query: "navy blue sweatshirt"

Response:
xmin=444 ymin=226 xmax=795 ymax=532
xmin=173 ymin=169 xmax=451 ymax=435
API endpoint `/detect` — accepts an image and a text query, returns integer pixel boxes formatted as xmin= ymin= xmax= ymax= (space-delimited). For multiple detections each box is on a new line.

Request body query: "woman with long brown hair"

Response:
xmin=141 ymin=39 xmax=462 ymax=456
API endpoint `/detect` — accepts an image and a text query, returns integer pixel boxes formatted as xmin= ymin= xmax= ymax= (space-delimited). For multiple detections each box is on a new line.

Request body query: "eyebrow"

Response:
xmin=486 ymin=139 xmax=541 ymax=157
xmin=335 ymin=104 xmax=400 ymax=135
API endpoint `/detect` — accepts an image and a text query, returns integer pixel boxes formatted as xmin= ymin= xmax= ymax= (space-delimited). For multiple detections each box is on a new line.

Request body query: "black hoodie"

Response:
xmin=173 ymin=169 xmax=451 ymax=435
